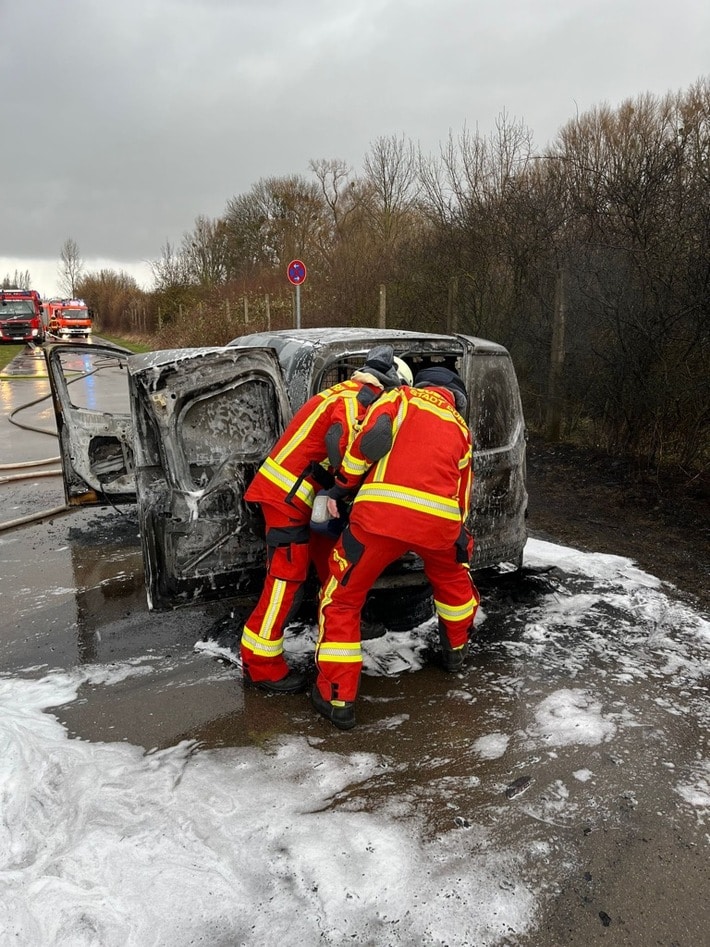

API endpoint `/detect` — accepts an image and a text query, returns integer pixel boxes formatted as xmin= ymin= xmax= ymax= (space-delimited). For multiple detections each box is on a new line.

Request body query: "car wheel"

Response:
xmin=363 ymin=583 xmax=434 ymax=632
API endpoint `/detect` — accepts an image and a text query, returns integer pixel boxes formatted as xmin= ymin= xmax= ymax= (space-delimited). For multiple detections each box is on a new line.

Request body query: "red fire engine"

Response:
xmin=44 ymin=298 xmax=93 ymax=339
xmin=0 ymin=288 xmax=46 ymax=344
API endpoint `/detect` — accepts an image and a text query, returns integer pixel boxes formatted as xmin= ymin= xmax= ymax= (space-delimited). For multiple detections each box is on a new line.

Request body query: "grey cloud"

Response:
xmin=2 ymin=0 xmax=708 ymax=269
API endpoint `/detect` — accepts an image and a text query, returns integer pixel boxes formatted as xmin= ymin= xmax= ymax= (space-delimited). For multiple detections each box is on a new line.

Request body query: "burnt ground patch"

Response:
xmin=525 ymin=434 xmax=710 ymax=612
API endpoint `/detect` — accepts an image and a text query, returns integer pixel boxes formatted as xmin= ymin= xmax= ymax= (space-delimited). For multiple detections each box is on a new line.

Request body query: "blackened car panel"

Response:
xmin=48 ymin=330 xmax=528 ymax=619
xmin=459 ymin=344 xmax=528 ymax=570
xmin=230 ymin=329 xmax=528 ymax=573
xmin=229 ymin=328 xmax=466 ymax=409
xmin=45 ymin=342 xmax=136 ymax=505
xmin=126 ymin=347 xmax=292 ymax=610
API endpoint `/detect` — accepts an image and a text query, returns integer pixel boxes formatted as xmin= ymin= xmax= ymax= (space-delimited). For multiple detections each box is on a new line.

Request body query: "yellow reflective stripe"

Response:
xmin=372 ymin=395 xmax=407 ymax=480
xmin=273 ymin=384 xmax=360 ymax=464
xmin=409 ymin=393 xmax=469 ymax=437
xmin=340 ymin=454 xmax=370 ymax=478
xmin=319 ymin=575 xmax=339 ymax=611
xmin=460 ymin=460 xmax=473 ymax=517
xmin=317 ymin=576 xmax=339 ymax=643
xmin=241 ymin=625 xmax=284 ymax=657
xmin=354 ymin=483 xmax=461 ymax=520
xmin=261 ymin=578 xmax=288 ymax=635
xmin=260 ymin=457 xmax=316 ymax=507
xmin=434 ymin=596 xmax=477 ymax=622
xmin=410 ymin=398 xmax=459 ymax=424
xmin=317 ymin=642 xmax=362 ymax=663
xmin=272 ymin=392 xmax=335 ymax=464
xmin=344 ymin=393 xmax=359 ymax=431
xmin=318 ymin=641 xmax=361 ymax=655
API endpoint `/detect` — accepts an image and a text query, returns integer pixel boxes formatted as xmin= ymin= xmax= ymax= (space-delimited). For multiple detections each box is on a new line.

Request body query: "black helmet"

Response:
xmin=414 ymin=366 xmax=467 ymax=413
xmin=360 ymin=344 xmax=400 ymax=389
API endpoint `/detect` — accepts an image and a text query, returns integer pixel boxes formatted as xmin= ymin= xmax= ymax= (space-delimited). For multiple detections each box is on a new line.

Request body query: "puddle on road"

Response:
xmin=2 ymin=509 xmax=709 ymax=946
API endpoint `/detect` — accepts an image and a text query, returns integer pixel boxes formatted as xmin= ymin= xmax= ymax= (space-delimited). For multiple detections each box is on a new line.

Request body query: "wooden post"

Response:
xmin=545 ymin=263 xmax=567 ymax=441
xmin=265 ymin=294 xmax=271 ymax=331
xmin=378 ymin=283 xmax=386 ymax=328
xmin=244 ymin=296 xmax=249 ymax=324
xmin=447 ymin=275 xmax=459 ymax=333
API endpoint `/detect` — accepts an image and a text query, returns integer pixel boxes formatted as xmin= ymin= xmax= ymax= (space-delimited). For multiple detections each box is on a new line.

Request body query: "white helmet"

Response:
xmin=393 ymin=356 xmax=413 ymax=386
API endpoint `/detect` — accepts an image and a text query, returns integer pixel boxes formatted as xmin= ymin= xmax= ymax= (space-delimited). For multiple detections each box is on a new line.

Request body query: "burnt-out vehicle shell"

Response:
xmin=229 ymin=328 xmax=528 ymax=573
xmin=46 ymin=343 xmax=292 ymax=610
xmin=45 ymin=329 xmax=527 ymax=614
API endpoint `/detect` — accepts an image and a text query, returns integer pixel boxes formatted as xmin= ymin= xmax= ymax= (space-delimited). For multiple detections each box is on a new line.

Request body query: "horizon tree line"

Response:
xmin=10 ymin=76 xmax=707 ymax=475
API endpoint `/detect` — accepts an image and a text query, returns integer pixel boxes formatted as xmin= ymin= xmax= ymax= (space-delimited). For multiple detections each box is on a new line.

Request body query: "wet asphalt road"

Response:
xmin=1 ymin=344 xmax=709 ymax=946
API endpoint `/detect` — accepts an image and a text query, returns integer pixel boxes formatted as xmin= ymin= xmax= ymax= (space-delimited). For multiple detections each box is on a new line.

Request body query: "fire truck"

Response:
xmin=44 ymin=298 xmax=93 ymax=339
xmin=0 ymin=288 xmax=46 ymax=344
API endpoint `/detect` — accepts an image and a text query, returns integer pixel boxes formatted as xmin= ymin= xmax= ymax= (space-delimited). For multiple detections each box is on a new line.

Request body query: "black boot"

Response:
xmin=438 ymin=621 xmax=469 ymax=672
xmin=310 ymin=686 xmax=356 ymax=730
xmin=245 ymin=669 xmax=308 ymax=694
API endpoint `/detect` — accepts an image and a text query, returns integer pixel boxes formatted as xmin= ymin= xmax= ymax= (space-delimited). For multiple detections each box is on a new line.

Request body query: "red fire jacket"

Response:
xmin=332 ymin=385 xmax=473 ymax=548
xmin=244 ymin=378 xmax=383 ymax=517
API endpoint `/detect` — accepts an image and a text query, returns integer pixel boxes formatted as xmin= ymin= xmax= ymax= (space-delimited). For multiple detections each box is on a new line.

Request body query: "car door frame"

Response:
xmin=45 ymin=341 xmax=137 ymax=506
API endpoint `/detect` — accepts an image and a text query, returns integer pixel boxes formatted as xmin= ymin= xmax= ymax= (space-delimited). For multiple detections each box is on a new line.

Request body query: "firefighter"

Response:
xmin=240 ymin=346 xmax=414 ymax=694
xmin=311 ymin=366 xmax=479 ymax=729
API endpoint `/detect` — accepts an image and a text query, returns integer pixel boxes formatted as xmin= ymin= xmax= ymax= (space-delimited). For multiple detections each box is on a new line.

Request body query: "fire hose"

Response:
xmin=0 ymin=381 xmax=69 ymax=531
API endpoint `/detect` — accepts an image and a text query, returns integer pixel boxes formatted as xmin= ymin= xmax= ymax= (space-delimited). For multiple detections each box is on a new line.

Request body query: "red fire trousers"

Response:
xmin=240 ymin=502 xmax=337 ymax=683
xmin=315 ymin=522 xmax=479 ymax=703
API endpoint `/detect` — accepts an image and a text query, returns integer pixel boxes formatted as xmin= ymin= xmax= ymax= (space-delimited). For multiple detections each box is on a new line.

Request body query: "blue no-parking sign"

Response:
xmin=287 ymin=260 xmax=307 ymax=285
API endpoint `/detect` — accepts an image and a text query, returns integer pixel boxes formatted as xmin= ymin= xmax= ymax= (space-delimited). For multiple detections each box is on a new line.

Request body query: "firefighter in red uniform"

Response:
xmin=311 ymin=366 xmax=479 ymax=729
xmin=240 ymin=346 xmax=413 ymax=694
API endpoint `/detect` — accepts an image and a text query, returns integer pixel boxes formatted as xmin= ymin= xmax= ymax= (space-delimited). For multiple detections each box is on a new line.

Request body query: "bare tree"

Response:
xmin=1 ymin=269 xmax=32 ymax=289
xmin=149 ymin=241 xmax=190 ymax=291
xmin=58 ymin=238 xmax=85 ymax=297
xmin=77 ymin=269 xmax=144 ymax=334
xmin=309 ymin=158 xmax=360 ymax=248
xmin=362 ymin=134 xmax=419 ymax=250
xmin=181 ymin=216 xmax=230 ymax=287
xmin=223 ymin=175 xmax=326 ymax=282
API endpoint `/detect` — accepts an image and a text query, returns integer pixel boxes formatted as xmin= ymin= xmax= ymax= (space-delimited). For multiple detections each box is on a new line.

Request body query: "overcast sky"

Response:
xmin=2 ymin=0 xmax=708 ymax=298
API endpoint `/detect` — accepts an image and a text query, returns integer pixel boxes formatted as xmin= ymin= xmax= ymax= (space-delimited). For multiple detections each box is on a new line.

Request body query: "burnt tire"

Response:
xmin=363 ymin=583 xmax=434 ymax=632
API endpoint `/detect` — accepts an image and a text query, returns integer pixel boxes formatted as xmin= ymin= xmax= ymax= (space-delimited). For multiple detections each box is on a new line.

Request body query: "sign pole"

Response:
xmin=286 ymin=259 xmax=307 ymax=329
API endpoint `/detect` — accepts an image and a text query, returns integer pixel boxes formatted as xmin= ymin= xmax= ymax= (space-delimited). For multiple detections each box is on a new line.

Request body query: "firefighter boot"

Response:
xmin=244 ymin=669 xmax=308 ymax=694
xmin=438 ymin=620 xmax=469 ymax=672
xmin=310 ymin=686 xmax=356 ymax=730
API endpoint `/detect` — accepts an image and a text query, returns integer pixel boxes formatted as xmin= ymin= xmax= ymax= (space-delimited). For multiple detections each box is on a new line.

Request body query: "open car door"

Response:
xmin=126 ymin=346 xmax=292 ymax=610
xmin=46 ymin=343 xmax=292 ymax=611
xmin=45 ymin=342 xmax=137 ymax=505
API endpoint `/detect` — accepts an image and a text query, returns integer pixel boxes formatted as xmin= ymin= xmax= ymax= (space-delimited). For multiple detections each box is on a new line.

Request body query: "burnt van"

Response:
xmin=44 ymin=329 xmax=527 ymax=623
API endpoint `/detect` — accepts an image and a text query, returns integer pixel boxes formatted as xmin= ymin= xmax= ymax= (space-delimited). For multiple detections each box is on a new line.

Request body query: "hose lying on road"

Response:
xmin=1 ymin=345 xmax=120 ymax=532
xmin=4 ymin=372 xmax=61 ymax=468
xmin=0 ymin=469 xmax=62 ymax=484
xmin=0 ymin=458 xmax=60 ymax=470
xmin=2 ymin=381 xmax=66 ymax=527
xmin=0 ymin=504 xmax=72 ymax=533
xmin=0 ymin=459 xmax=67 ymax=531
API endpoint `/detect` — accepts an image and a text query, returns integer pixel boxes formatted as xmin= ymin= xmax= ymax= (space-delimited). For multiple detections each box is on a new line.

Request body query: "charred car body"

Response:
xmin=45 ymin=329 xmax=527 ymax=623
